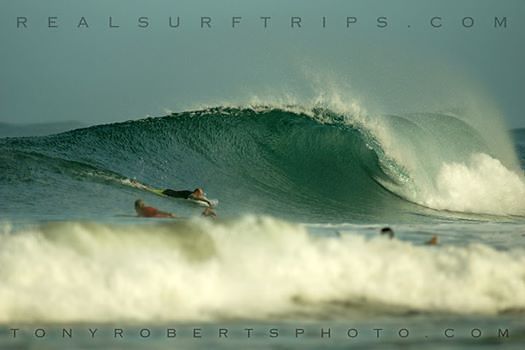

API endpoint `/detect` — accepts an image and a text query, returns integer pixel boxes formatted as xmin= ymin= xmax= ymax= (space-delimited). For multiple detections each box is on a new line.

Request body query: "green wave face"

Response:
xmin=1 ymin=106 xmax=524 ymax=222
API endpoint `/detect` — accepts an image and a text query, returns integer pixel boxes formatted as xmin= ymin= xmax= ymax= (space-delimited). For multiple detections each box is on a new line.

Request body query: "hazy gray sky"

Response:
xmin=1 ymin=0 xmax=524 ymax=127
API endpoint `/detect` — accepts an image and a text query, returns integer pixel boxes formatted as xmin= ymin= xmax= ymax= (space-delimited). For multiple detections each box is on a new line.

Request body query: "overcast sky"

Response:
xmin=1 ymin=0 xmax=524 ymax=128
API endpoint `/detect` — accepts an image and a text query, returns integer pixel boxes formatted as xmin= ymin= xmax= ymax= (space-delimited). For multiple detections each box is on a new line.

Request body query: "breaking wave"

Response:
xmin=0 ymin=217 xmax=524 ymax=323
xmin=1 ymin=105 xmax=524 ymax=219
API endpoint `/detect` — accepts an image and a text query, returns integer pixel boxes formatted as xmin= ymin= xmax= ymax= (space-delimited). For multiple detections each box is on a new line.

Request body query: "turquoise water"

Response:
xmin=1 ymin=106 xmax=525 ymax=349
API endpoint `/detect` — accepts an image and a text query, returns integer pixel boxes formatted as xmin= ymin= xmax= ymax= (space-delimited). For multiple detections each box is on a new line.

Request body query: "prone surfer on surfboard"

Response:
xmin=134 ymin=199 xmax=175 ymax=218
xmin=161 ymin=187 xmax=214 ymax=207
xmin=134 ymin=198 xmax=216 ymax=218
xmin=129 ymin=180 xmax=217 ymax=208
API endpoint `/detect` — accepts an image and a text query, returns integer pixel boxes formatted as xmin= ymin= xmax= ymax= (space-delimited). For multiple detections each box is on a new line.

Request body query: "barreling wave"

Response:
xmin=1 ymin=105 xmax=524 ymax=220
xmin=0 ymin=217 xmax=524 ymax=323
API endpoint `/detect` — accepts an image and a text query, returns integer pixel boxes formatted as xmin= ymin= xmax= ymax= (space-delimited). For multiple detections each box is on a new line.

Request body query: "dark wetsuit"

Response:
xmin=162 ymin=189 xmax=193 ymax=199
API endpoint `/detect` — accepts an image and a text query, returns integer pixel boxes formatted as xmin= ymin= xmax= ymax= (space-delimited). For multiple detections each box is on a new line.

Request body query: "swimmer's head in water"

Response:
xmin=134 ymin=199 xmax=145 ymax=210
xmin=380 ymin=227 xmax=394 ymax=239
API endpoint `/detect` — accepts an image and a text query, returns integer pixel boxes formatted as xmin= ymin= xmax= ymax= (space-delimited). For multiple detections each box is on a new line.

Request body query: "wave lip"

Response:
xmin=0 ymin=217 xmax=524 ymax=323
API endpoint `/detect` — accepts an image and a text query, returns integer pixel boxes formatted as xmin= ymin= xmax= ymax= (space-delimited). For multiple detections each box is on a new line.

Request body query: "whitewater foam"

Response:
xmin=424 ymin=153 xmax=525 ymax=216
xmin=0 ymin=217 xmax=524 ymax=323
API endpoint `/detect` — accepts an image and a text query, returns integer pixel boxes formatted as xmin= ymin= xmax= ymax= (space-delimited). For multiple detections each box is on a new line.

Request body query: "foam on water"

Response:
xmin=425 ymin=153 xmax=525 ymax=216
xmin=0 ymin=217 xmax=524 ymax=323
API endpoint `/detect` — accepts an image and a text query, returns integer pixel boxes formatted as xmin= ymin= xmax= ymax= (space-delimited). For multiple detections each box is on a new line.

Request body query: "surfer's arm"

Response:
xmin=189 ymin=194 xmax=213 ymax=207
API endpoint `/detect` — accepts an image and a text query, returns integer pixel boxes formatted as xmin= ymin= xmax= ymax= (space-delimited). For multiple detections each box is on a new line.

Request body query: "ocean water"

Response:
xmin=1 ymin=105 xmax=525 ymax=349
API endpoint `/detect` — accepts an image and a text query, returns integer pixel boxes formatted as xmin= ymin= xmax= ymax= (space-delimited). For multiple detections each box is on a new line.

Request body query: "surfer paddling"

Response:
xmin=134 ymin=199 xmax=217 ymax=219
xmin=134 ymin=199 xmax=175 ymax=218
xmin=379 ymin=227 xmax=439 ymax=246
xmin=162 ymin=187 xmax=214 ymax=207
xmin=129 ymin=180 xmax=216 ymax=207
